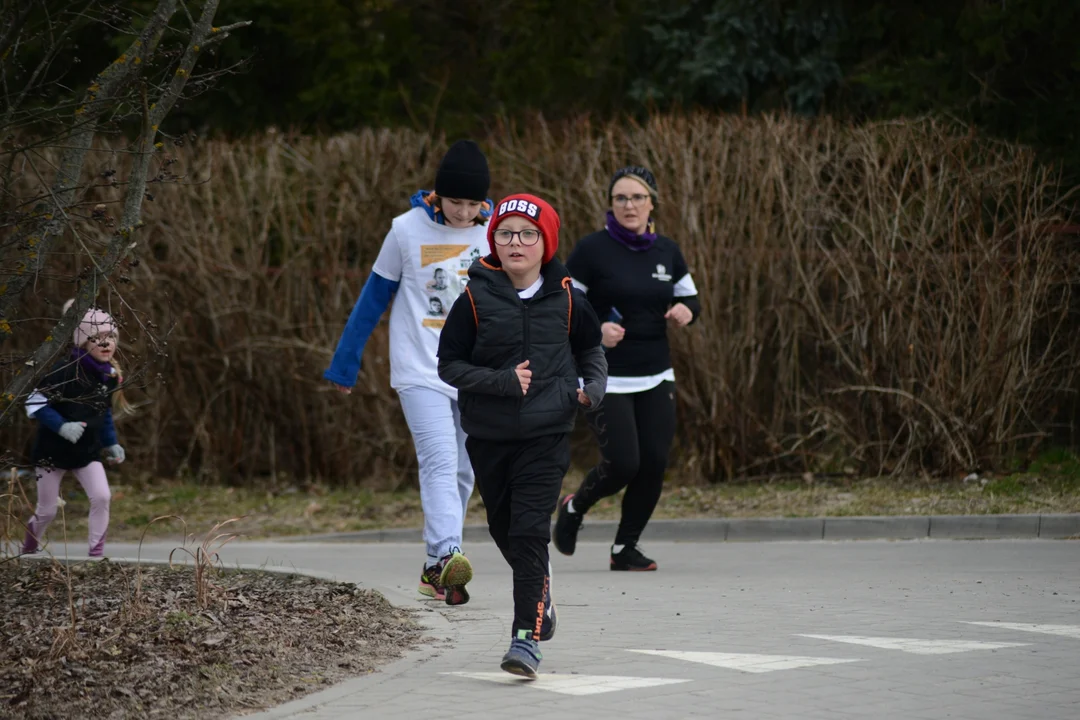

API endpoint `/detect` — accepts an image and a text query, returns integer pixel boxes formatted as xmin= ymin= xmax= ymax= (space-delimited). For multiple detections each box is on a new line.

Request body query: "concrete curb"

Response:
xmin=284 ymin=513 xmax=1080 ymax=544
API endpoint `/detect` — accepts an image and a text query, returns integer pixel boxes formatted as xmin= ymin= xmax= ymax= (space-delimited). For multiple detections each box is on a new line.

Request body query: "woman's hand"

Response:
xmin=331 ymin=382 xmax=352 ymax=395
xmin=665 ymin=303 xmax=693 ymax=328
xmin=576 ymin=388 xmax=591 ymax=407
xmin=601 ymin=321 xmax=625 ymax=348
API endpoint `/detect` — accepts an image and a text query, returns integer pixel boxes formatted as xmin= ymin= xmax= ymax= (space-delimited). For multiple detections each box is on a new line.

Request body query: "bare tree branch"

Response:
xmin=117 ymin=0 xmax=238 ymax=238
xmin=201 ymin=20 xmax=252 ymax=47
xmin=0 ymin=1 xmax=37 ymax=61
xmin=0 ymin=0 xmax=177 ymax=345
xmin=0 ymin=1 xmax=111 ymax=133
xmin=1 ymin=18 xmax=84 ymax=132
xmin=0 ymin=0 xmax=249 ymax=422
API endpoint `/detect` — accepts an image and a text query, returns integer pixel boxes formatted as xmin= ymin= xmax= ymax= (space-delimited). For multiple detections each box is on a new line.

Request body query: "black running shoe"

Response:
xmin=610 ymin=544 xmax=658 ymax=571
xmin=552 ymin=494 xmax=583 ymax=556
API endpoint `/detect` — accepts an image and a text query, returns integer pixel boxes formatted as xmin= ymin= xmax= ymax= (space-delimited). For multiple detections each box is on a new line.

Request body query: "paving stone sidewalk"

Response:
xmin=108 ymin=538 xmax=1080 ymax=720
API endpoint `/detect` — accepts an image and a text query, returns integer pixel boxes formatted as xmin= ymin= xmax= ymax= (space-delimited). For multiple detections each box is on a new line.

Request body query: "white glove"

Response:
xmin=58 ymin=422 xmax=86 ymax=444
xmin=103 ymin=444 xmax=126 ymax=465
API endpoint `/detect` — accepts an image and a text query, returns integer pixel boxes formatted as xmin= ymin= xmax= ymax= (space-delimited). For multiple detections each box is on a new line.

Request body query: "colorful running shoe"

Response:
xmin=418 ymin=562 xmax=446 ymax=601
xmin=438 ymin=549 xmax=473 ymax=606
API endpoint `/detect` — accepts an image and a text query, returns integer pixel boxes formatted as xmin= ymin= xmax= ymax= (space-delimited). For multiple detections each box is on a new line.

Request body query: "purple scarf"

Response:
xmin=605 ymin=210 xmax=657 ymax=252
xmin=72 ymin=347 xmax=114 ymax=382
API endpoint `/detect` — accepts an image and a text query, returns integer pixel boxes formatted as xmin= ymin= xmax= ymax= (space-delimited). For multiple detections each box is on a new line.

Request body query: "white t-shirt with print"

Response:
xmin=372 ymin=207 xmax=489 ymax=400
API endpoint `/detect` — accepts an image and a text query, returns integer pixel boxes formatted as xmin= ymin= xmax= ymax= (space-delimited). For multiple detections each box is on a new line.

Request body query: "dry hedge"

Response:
xmin=4 ymin=114 xmax=1079 ymax=485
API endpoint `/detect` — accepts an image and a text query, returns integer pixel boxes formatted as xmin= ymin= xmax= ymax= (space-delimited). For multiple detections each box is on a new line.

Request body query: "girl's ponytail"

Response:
xmin=108 ymin=361 xmax=136 ymax=419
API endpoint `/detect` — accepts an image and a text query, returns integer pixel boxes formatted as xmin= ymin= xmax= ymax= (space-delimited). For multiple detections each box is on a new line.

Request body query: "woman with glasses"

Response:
xmin=554 ymin=166 xmax=701 ymax=571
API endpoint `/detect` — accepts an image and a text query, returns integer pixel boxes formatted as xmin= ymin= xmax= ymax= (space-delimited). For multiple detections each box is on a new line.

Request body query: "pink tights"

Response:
xmin=22 ymin=462 xmax=111 ymax=557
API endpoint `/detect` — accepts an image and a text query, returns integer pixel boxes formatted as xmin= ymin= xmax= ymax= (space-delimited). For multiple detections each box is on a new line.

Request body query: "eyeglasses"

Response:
xmin=492 ymin=229 xmax=542 ymax=246
xmin=613 ymin=194 xmax=651 ymax=207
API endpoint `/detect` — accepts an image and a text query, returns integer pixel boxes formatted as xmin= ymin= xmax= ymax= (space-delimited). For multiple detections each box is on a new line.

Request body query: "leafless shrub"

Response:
xmin=4 ymin=114 xmax=1077 ymax=483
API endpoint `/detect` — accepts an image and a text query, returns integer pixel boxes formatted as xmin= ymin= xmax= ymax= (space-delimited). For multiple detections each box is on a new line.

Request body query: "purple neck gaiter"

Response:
xmin=605 ymin=210 xmax=657 ymax=252
xmin=72 ymin=347 xmax=114 ymax=382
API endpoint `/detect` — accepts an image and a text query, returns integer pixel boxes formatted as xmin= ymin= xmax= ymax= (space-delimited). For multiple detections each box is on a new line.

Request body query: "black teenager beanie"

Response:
xmin=435 ymin=140 xmax=491 ymax=202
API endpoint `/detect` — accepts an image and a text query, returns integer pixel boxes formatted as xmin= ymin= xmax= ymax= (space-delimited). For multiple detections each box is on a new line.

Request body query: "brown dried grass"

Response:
xmin=4 ymin=113 xmax=1078 ymax=484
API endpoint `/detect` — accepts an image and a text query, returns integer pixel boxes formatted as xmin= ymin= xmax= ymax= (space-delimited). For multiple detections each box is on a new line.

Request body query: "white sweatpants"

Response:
xmin=397 ymin=386 xmax=474 ymax=566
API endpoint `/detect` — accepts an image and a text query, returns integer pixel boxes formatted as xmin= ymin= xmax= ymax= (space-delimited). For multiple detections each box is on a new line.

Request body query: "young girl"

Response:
xmin=555 ymin=166 xmax=701 ymax=571
xmin=438 ymin=193 xmax=607 ymax=678
xmin=22 ymin=300 xmax=131 ymax=558
xmin=325 ymin=140 xmax=493 ymax=605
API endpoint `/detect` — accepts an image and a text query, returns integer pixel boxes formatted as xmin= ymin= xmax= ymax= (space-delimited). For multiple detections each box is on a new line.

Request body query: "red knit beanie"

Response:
xmin=487 ymin=193 xmax=561 ymax=263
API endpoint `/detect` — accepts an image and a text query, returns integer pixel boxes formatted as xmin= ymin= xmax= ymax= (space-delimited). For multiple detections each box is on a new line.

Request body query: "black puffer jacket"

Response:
xmin=437 ymin=256 xmax=607 ymax=441
xmin=31 ymin=359 xmax=118 ymax=469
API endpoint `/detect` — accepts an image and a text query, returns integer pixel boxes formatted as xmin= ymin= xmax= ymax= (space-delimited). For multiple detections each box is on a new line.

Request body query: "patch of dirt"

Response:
xmin=0 ymin=559 xmax=423 ymax=719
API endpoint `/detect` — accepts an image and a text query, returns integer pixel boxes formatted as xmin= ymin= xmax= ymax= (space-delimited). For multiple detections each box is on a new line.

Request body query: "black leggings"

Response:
xmin=573 ymin=381 xmax=677 ymax=546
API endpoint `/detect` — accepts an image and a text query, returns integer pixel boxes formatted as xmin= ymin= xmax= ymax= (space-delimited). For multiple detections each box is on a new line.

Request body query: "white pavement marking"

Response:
xmin=797 ymin=635 xmax=1030 ymax=655
xmin=962 ymin=622 xmax=1080 ymax=639
xmin=442 ymin=672 xmax=691 ymax=696
xmin=627 ymin=650 xmax=861 ymax=673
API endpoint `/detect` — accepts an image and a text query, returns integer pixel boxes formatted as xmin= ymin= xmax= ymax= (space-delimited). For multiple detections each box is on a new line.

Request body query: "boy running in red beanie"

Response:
xmin=437 ymin=194 xmax=607 ymax=678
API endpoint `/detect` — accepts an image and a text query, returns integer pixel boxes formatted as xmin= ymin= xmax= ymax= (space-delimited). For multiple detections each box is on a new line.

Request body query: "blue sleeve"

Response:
xmin=99 ymin=407 xmax=117 ymax=447
xmin=33 ymin=406 xmax=66 ymax=434
xmin=323 ymin=272 xmax=400 ymax=387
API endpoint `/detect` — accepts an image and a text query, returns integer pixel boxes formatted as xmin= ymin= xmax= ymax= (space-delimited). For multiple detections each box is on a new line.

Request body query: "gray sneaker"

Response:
xmin=501 ymin=633 xmax=542 ymax=678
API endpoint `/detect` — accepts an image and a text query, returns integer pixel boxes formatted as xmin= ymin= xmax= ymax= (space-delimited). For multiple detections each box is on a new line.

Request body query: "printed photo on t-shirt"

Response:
xmin=426 ymin=267 xmax=450 ymax=292
xmin=417 ymin=243 xmax=480 ymax=331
